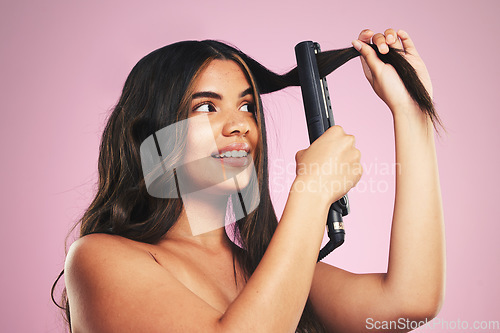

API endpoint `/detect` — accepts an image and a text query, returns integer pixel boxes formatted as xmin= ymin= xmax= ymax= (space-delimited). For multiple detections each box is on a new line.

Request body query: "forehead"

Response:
xmin=193 ymin=59 xmax=251 ymax=92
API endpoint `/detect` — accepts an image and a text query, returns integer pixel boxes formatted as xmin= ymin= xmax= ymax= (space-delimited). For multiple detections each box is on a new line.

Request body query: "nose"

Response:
xmin=221 ymin=111 xmax=251 ymax=137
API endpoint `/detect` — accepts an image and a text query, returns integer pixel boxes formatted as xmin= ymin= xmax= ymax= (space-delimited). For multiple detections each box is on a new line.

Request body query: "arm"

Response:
xmin=65 ymin=127 xmax=361 ymax=332
xmin=310 ymin=29 xmax=445 ymax=332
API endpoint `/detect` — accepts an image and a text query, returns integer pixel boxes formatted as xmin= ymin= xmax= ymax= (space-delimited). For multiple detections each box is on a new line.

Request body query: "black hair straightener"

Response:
xmin=295 ymin=41 xmax=350 ymax=261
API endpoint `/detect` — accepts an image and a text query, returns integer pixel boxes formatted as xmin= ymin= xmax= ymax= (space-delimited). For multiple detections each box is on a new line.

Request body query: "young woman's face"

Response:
xmin=178 ymin=59 xmax=260 ymax=196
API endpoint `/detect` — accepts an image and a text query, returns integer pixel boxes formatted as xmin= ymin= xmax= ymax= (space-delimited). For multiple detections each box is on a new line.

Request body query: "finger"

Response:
xmin=295 ymin=149 xmax=305 ymax=162
xmin=384 ymin=28 xmax=402 ymax=50
xmin=397 ymin=29 xmax=419 ymax=56
xmin=352 ymin=39 xmax=383 ymax=76
xmin=372 ymin=33 xmax=389 ymax=54
xmin=358 ymin=29 xmax=374 ymax=44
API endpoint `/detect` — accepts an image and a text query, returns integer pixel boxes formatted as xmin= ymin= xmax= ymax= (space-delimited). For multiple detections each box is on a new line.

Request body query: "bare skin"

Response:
xmin=65 ymin=29 xmax=445 ymax=332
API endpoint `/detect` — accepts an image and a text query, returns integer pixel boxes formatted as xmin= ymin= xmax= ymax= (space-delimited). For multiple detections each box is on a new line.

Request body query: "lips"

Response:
xmin=210 ymin=142 xmax=252 ymax=168
xmin=211 ymin=142 xmax=250 ymax=156
xmin=214 ymin=156 xmax=251 ymax=168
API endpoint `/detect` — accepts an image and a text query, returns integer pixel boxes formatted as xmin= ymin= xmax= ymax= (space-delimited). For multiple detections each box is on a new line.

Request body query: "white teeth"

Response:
xmin=214 ymin=150 xmax=248 ymax=158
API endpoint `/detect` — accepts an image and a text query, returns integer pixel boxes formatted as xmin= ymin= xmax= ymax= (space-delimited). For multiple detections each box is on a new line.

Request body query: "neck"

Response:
xmin=163 ymin=191 xmax=233 ymax=250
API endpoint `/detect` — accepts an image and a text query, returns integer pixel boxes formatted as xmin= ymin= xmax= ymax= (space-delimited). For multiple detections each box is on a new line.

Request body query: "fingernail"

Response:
xmin=386 ymin=35 xmax=394 ymax=43
xmin=352 ymin=40 xmax=362 ymax=51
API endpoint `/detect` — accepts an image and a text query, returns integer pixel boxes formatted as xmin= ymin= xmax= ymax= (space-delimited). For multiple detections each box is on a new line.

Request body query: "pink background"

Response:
xmin=1 ymin=0 xmax=499 ymax=331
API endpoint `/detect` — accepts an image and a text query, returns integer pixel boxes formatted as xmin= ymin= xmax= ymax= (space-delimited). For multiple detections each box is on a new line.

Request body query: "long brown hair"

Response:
xmin=52 ymin=39 xmax=440 ymax=332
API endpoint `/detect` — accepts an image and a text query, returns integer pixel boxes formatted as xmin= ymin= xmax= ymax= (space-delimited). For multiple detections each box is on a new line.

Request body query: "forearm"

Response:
xmin=219 ymin=179 xmax=330 ymax=332
xmin=384 ymin=107 xmax=445 ymax=316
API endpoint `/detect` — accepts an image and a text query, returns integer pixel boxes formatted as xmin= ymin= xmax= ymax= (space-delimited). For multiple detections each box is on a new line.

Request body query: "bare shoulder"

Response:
xmin=65 ymin=233 xmax=149 ymax=266
xmin=65 ymin=233 xmax=153 ymax=285
xmin=65 ymin=233 xmax=222 ymax=333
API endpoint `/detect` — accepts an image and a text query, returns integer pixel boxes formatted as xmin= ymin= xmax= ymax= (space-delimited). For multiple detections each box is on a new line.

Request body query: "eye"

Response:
xmin=193 ymin=102 xmax=217 ymax=113
xmin=240 ymin=103 xmax=256 ymax=113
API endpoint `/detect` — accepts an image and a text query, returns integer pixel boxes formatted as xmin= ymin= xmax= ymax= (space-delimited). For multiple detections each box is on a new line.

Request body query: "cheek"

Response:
xmin=250 ymin=131 xmax=260 ymax=162
xmin=251 ymin=121 xmax=260 ymax=146
xmin=184 ymin=123 xmax=218 ymax=162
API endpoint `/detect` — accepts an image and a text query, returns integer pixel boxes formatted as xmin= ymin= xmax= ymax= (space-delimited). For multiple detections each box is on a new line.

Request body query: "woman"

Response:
xmin=55 ymin=28 xmax=445 ymax=332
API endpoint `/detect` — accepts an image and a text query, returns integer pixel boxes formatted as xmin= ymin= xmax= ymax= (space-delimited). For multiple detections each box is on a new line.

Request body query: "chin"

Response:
xmin=207 ymin=167 xmax=254 ymax=194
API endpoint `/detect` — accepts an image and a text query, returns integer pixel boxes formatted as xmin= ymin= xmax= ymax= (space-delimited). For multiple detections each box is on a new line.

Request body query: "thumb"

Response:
xmin=295 ymin=149 xmax=306 ymax=163
xmin=352 ymin=39 xmax=383 ymax=79
xmin=295 ymin=149 xmax=307 ymax=176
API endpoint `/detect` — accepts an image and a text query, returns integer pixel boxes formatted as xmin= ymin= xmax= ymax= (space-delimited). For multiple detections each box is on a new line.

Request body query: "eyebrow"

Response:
xmin=192 ymin=87 xmax=253 ymax=100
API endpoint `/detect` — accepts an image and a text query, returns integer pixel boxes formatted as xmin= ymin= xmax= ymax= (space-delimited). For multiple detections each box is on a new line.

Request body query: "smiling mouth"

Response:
xmin=211 ymin=154 xmax=251 ymax=167
xmin=211 ymin=150 xmax=249 ymax=158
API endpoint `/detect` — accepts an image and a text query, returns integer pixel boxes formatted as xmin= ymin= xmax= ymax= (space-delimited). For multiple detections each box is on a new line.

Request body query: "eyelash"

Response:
xmin=192 ymin=102 xmax=217 ymax=113
xmin=192 ymin=101 xmax=256 ymax=114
